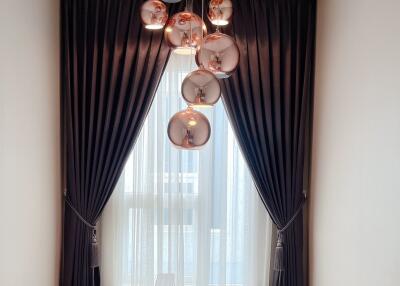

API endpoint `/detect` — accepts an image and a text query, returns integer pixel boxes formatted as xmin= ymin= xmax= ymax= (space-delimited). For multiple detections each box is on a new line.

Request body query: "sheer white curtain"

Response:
xmin=100 ymin=54 xmax=272 ymax=286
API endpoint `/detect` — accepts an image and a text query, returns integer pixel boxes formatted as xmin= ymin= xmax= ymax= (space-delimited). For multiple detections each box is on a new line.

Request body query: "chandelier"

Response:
xmin=141 ymin=0 xmax=239 ymax=150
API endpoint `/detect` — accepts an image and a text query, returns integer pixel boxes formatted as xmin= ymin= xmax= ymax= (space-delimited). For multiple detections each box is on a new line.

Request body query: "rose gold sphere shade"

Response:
xmin=140 ymin=0 xmax=168 ymax=30
xmin=196 ymin=31 xmax=239 ymax=78
xmin=164 ymin=12 xmax=207 ymax=55
xmin=167 ymin=107 xmax=211 ymax=149
xmin=208 ymin=0 xmax=233 ymax=26
xmin=181 ymin=69 xmax=221 ymax=107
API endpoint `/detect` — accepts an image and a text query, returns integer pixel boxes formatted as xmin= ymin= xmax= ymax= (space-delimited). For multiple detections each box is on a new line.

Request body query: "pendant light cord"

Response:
xmin=216 ymin=0 xmax=221 ymax=32
xmin=201 ymin=0 xmax=204 ymax=39
xmin=186 ymin=0 xmax=193 ymax=12
xmin=198 ymin=0 xmax=205 ymax=69
xmin=189 ymin=0 xmax=193 ymax=69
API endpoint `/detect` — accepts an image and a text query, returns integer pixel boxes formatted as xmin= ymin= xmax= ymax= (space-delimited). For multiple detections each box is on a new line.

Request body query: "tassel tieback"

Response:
xmin=90 ymin=228 xmax=99 ymax=268
xmin=273 ymin=231 xmax=285 ymax=271
xmin=273 ymin=194 xmax=307 ymax=272
xmin=64 ymin=192 xmax=99 ymax=268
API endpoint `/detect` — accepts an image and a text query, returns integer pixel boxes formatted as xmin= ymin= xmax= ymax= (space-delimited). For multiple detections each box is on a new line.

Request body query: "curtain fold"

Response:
xmin=220 ymin=0 xmax=316 ymax=286
xmin=60 ymin=0 xmax=177 ymax=285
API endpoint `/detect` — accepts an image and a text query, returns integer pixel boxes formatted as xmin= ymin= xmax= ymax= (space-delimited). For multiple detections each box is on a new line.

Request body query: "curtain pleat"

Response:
xmin=220 ymin=1 xmax=316 ymax=286
xmin=60 ymin=0 xmax=180 ymax=285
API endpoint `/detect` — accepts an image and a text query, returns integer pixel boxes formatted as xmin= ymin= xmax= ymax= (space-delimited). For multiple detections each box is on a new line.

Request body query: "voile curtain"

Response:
xmin=100 ymin=54 xmax=272 ymax=286
xmin=220 ymin=1 xmax=316 ymax=286
xmin=60 ymin=0 xmax=178 ymax=285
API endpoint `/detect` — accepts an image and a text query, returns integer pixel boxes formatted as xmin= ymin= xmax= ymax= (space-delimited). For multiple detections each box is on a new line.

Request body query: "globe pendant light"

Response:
xmin=140 ymin=0 xmax=168 ymax=30
xmin=181 ymin=69 xmax=221 ymax=107
xmin=208 ymin=0 xmax=233 ymax=26
xmin=165 ymin=11 xmax=207 ymax=55
xmin=167 ymin=107 xmax=211 ymax=149
xmin=196 ymin=31 xmax=239 ymax=78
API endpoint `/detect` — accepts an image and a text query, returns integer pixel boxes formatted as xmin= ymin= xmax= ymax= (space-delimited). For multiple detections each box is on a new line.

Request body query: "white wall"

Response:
xmin=0 ymin=0 xmax=60 ymax=285
xmin=310 ymin=0 xmax=400 ymax=285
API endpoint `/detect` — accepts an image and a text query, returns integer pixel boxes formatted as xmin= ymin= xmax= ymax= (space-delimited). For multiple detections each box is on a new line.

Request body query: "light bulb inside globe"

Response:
xmin=196 ymin=31 xmax=239 ymax=78
xmin=208 ymin=0 xmax=233 ymax=27
xmin=173 ymin=47 xmax=197 ymax=55
xmin=211 ymin=19 xmax=229 ymax=26
xmin=141 ymin=0 xmax=168 ymax=30
xmin=187 ymin=119 xmax=197 ymax=127
xmin=181 ymin=68 xmax=221 ymax=107
xmin=167 ymin=107 xmax=211 ymax=150
xmin=165 ymin=12 xmax=207 ymax=53
xmin=145 ymin=24 xmax=165 ymax=30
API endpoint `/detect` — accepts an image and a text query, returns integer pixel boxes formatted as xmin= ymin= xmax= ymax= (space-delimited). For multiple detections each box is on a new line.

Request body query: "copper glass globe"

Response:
xmin=164 ymin=12 xmax=207 ymax=55
xmin=197 ymin=31 xmax=239 ymax=78
xmin=140 ymin=0 xmax=168 ymax=30
xmin=208 ymin=0 xmax=233 ymax=26
xmin=167 ymin=107 xmax=211 ymax=149
xmin=181 ymin=69 xmax=221 ymax=107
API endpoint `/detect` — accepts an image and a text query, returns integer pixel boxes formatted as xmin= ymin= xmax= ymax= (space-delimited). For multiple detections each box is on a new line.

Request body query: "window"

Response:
xmin=101 ymin=54 xmax=272 ymax=286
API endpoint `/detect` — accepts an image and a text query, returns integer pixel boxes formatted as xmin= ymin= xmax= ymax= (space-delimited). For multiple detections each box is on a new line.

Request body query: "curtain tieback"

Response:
xmin=273 ymin=194 xmax=307 ymax=272
xmin=63 ymin=192 xmax=99 ymax=268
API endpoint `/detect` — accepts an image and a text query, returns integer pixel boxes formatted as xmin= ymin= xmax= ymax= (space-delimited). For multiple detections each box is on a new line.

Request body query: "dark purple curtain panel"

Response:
xmin=220 ymin=0 xmax=316 ymax=286
xmin=60 ymin=0 xmax=174 ymax=285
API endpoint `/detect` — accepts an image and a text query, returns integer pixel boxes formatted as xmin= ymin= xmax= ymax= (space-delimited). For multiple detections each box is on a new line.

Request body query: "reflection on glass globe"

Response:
xmin=167 ymin=107 xmax=211 ymax=149
xmin=182 ymin=69 xmax=221 ymax=107
xmin=196 ymin=32 xmax=239 ymax=78
xmin=208 ymin=0 xmax=233 ymax=26
xmin=164 ymin=12 xmax=207 ymax=55
xmin=140 ymin=0 xmax=168 ymax=30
